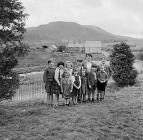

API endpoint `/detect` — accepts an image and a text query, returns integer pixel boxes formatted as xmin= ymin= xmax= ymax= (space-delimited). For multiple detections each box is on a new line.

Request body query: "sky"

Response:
xmin=21 ymin=0 xmax=143 ymax=38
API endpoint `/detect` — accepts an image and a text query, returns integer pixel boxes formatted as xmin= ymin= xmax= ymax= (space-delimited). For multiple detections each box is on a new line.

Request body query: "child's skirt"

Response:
xmin=97 ymin=79 xmax=107 ymax=91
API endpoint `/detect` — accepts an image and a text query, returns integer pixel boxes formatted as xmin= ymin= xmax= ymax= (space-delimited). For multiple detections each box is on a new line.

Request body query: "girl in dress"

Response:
xmin=52 ymin=61 xmax=65 ymax=106
xmin=61 ymin=70 xmax=73 ymax=106
xmin=71 ymin=68 xmax=81 ymax=105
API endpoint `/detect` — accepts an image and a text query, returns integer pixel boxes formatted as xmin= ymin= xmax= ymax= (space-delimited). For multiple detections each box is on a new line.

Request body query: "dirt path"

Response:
xmin=1 ymin=83 xmax=143 ymax=140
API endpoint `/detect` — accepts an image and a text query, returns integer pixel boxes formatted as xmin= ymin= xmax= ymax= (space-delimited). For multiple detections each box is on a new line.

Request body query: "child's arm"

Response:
xmin=78 ymin=76 xmax=81 ymax=89
xmin=87 ymin=72 xmax=92 ymax=89
xmin=72 ymin=76 xmax=78 ymax=89
xmin=54 ymin=68 xmax=60 ymax=86
xmin=61 ymin=79 xmax=63 ymax=93
xmin=43 ymin=69 xmax=48 ymax=84
xmin=70 ymin=78 xmax=73 ymax=93
xmin=73 ymin=83 xmax=78 ymax=89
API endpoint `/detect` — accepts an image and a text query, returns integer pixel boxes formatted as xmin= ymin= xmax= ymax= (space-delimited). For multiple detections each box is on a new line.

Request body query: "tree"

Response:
xmin=0 ymin=0 xmax=29 ymax=101
xmin=110 ymin=42 xmax=137 ymax=87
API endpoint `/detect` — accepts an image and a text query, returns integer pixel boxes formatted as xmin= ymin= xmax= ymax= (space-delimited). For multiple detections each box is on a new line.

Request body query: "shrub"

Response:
xmin=0 ymin=0 xmax=28 ymax=101
xmin=110 ymin=42 xmax=137 ymax=87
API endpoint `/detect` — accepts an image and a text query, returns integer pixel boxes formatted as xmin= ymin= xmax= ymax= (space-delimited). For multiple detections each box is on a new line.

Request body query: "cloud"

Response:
xmin=21 ymin=0 xmax=143 ymax=38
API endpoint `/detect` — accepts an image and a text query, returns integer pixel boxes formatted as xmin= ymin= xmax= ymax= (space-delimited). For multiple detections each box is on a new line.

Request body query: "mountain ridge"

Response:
xmin=24 ymin=21 xmax=143 ymax=44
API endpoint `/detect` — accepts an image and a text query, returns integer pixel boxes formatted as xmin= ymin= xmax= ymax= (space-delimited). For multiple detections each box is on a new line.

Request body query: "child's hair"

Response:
xmin=73 ymin=67 xmax=78 ymax=74
xmin=91 ymin=64 xmax=97 ymax=68
xmin=86 ymin=53 xmax=92 ymax=58
xmin=57 ymin=61 xmax=65 ymax=67
xmin=48 ymin=60 xmax=52 ymax=64
xmin=77 ymin=59 xmax=83 ymax=63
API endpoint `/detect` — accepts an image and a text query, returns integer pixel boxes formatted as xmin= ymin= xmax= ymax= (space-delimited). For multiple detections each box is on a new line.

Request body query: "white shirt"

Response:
xmin=54 ymin=67 xmax=64 ymax=85
xmin=86 ymin=62 xmax=92 ymax=72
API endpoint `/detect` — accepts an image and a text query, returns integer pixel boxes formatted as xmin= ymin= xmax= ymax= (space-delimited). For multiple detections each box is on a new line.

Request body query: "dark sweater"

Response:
xmin=88 ymin=71 xmax=97 ymax=90
xmin=43 ymin=67 xmax=55 ymax=83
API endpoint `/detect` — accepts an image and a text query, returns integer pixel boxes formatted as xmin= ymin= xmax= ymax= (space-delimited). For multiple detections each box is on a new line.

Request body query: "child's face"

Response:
xmin=82 ymin=69 xmax=86 ymax=76
xmin=77 ymin=60 xmax=82 ymax=66
xmin=102 ymin=59 xmax=106 ymax=65
xmin=59 ymin=65 xmax=64 ymax=69
xmin=91 ymin=67 xmax=97 ymax=72
xmin=86 ymin=55 xmax=92 ymax=61
xmin=49 ymin=62 xmax=54 ymax=68
xmin=67 ymin=63 xmax=71 ymax=69
xmin=74 ymin=71 xmax=78 ymax=76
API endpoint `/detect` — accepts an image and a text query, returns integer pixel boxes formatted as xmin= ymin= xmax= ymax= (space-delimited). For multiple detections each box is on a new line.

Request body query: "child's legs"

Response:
xmin=100 ymin=90 xmax=105 ymax=100
xmin=47 ymin=93 xmax=50 ymax=105
xmin=75 ymin=95 xmax=78 ymax=104
xmin=66 ymin=98 xmax=70 ymax=104
xmin=46 ymin=83 xmax=51 ymax=105
xmin=82 ymin=87 xmax=86 ymax=101
xmin=75 ymin=90 xmax=79 ymax=103
xmin=97 ymin=90 xmax=100 ymax=101
xmin=49 ymin=82 xmax=53 ymax=105
xmin=78 ymin=88 xmax=82 ymax=101
xmin=64 ymin=98 xmax=67 ymax=105
xmin=72 ymin=96 xmax=75 ymax=104
xmin=50 ymin=94 xmax=53 ymax=105
xmin=83 ymin=93 xmax=86 ymax=101
xmin=55 ymin=94 xmax=59 ymax=105
xmin=87 ymin=88 xmax=91 ymax=100
xmin=91 ymin=89 xmax=95 ymax=99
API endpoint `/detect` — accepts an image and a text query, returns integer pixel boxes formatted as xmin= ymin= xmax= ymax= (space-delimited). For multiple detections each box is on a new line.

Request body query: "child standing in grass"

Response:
xmin=76 ymin=58 xmax=83 ymax=102
xmin=71 ymin=68 xmax=81 ymax=105
xmin=80 ymin=68 xmax=88 ymax=103
xmin=43 ymin=60 xmax=55 ymax=107
xmin=97 ymin=66 xmax=108 ymax=101
xmin=88 ymin=64 xmax=97 ymax=102
xmin=53 ymin=61 xmax=65 ymax=106
xmin=61 ymin=70 xmax=73 ymax=106
xmin=97 ymin=57 xmax=112 ymax=101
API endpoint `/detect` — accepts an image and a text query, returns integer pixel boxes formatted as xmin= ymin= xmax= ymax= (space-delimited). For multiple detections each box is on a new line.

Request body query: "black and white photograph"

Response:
xmin=0 ymin=0 xmax=143 ymax=139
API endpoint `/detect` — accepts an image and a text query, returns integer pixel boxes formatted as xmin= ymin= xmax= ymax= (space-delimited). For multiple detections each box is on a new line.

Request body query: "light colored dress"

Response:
xmin=61 ymin=77 xmax=73 ymax=99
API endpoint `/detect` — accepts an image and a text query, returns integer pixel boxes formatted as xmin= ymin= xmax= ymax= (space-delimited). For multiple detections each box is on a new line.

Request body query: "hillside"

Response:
xmin=24 ymin=21 xmax=132 ymax=44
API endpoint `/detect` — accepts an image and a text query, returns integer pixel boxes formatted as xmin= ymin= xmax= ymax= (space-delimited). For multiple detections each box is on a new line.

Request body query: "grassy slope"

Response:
xmin=1 ymin=78 xmax=143 ymax=140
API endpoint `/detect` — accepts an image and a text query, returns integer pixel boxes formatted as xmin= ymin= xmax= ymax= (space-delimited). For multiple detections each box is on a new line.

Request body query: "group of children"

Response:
xmin=43 ymin=53 xmax=112 ymax=107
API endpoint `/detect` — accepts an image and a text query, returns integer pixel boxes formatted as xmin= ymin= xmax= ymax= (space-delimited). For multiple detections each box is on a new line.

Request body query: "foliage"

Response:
xmin=110 ymin=42 xmax=137 ymax=87
xmin=0 ymin=0 xmax=29 ymax=101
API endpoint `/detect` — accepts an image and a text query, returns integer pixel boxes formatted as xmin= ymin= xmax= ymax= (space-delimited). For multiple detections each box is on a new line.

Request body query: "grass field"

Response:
xmin=1 ymin=77 xmax=143 ymax=140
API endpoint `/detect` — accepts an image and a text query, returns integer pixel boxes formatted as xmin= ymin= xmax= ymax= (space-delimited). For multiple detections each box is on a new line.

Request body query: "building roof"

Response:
xmin=67 ymin=42 xmax=84 ymax=48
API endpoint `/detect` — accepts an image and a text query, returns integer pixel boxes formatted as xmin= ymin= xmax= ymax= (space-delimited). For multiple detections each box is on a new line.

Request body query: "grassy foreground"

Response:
xmin=0 ymin=80 xmax=143 ymax=140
